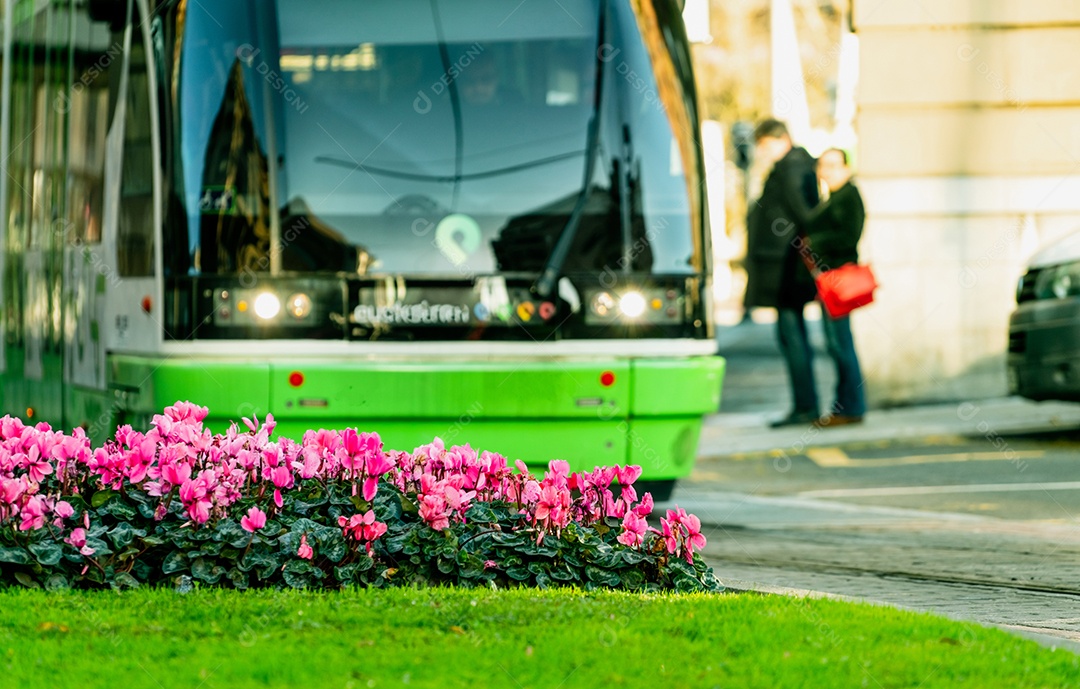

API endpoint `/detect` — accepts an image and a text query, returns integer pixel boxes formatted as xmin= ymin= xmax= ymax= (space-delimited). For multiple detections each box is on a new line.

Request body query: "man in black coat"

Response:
xmin=745 ymin=119 xmax=821 ymax=427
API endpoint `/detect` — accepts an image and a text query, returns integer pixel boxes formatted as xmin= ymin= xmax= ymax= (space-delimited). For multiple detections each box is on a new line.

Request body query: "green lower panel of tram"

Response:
xmin=12 ymin=354 xmax=725 ymax=481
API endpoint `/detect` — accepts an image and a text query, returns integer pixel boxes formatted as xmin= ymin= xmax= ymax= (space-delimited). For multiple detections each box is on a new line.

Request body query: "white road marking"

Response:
xmin=801 ymin=481 xmax=1080 ymax=499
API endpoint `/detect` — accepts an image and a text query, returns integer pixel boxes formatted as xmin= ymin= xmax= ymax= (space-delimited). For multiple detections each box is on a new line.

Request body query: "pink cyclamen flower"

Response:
xmin=160 ymin=461 xmax=192 ymax=488
xmin=548 ymin=459 xmax=571 ymax=480
xmin=660 ymin=516 xmax=678 ymax=554
xmin=418 ymin=495 xmax=450 ymax=531
xmin=297 ymin=534 xmax=314 ymax=560
xmin=65 ymin=527 xmax=95 ymax=556
xmin=54 ymin=501 xmax=74 ymax=519
xmin=339 ymin=511 xmax=388 ymax=545
xmin=24 ymin=446 xmax=53 ymax=484
xmin=0 ymin=478 xmax=23 ymax=505
xmin=240 ymin=506 xmax=267 ymax=533
xmin=617 ymin=511 xmax=649 ymax=547
xmin=682 ymin=513 xmax=707 ymax=561
xmin=18 ymin=495 xmax=48 ymax=531
xmin=270 ymin=465 xmax=293 ymax=489
xmin=632 ymin=492 xmax=654 ymax=518
xmin=616 ymin=464 xmax=642 ymax=487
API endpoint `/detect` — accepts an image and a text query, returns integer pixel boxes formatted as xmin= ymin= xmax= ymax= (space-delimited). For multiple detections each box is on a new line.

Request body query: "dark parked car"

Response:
xmin=1009 ymin=231 xmax=1080 ymax=400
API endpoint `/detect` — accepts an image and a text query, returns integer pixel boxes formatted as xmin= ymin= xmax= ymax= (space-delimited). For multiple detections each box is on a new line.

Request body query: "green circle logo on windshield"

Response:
xmin=435 ymin=214 xmax=482 ymax=266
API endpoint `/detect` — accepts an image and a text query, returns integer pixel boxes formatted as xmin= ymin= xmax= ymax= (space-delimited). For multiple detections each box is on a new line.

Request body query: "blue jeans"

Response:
xmin=776 ymin=308 xmax=819 ymax=415
xmin=821 ymin=314 xmax=866 ymax=417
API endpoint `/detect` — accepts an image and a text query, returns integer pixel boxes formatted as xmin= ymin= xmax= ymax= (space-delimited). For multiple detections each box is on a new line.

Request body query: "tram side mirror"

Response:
xmin=87 ymin=0 xmax=128 ymax=31
xmin=731 ymin=121 xmax=755 ymax=172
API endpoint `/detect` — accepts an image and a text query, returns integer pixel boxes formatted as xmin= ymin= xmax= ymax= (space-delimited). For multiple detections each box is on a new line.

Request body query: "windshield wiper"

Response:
xmin=532 ymin=0 xmax=609 ymax=299
xmin=314 ymin=150 xmax=585 ymax=183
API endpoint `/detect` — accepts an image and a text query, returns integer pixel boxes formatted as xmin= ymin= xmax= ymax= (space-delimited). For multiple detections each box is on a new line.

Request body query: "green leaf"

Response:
xmin=549 ymin=564 xmax=577 ymax=582
xmin=349 ymin=496 xmax=370 ymax=512
xmin=162 ymin=550 xmax=188 ymax=575
xmin=355 ymin=554 xmax=375 ymax=572
xmin=334 ymin=563 xmax=360 ymax=584
xmin=436 ymin=557 xmax=456 ymax=574
xmin=228 ymin=567 xmax=249 ymax=590
xmin=90 ymin=490 xmax=117 ymax=508
xmin=14 ymin=572 xmax=39 ymax=588
xmin=191 ymin=557 xmax=223 ymax=584
xmin=321 ymin=535 xmax=347 ymax=563
xmin=505 ymin=566 xmax=531 ymax=581
xmin=136 ymin=502 xmax=157 ymax=519
xmin=0 ymin=546 xmax=31 ymax=565
xmin=240 ymin=548 xmax=275 ymax=572
xmin=456 ymin=549 xmax=484 ymax=575
xmin=44 ymin=573 xmax=70 ymax=590
xmin=466 ymin=503 xmax=496 ymax=522
xmin=28 ymin=541 xmax=63 ymax=567
xmin=132 ymin=559 xmax=153 ymax=582
xmin=373 ymin=490 xmax=403 ymax=521
xmin=215 ymin=520 xmax=251 ymax=548
xmin=100 ymin=499 xmax=137 ymax=520
xmin=282 ymin=559 xmax=320 ymax=589
xmin=197 ymin=540 xmax=225 ymax=557
xmin=491 ymin=532 xmax=526 ymax=548
xmin=398 ymin=494 xmax=419 ymax=515
xmin=84 ymin=537 xmax=113 ymax=558
xmin=112 ymin=571 xmax=141 ymax=590
xmin=108 ymin=523 xmax=137 ymax=549
xmin=667 ymin=559 xmax=696 ymax=578
xmin=673 ymin=573 xmax=699 ymax=593
xmin=500 ymin=554 xmax=523 ymax=568
xmin=620 ymin=549 xmax=649 ymax=565
xmin=585 ymin=566 xmax=621 ymax=587
xmin=620 ymin=568 xmax=646 ymax=590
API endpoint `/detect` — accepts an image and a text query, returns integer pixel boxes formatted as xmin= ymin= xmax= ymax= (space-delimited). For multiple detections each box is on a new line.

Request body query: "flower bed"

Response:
xmin=0 ymin=403 xmax=721 ymax=592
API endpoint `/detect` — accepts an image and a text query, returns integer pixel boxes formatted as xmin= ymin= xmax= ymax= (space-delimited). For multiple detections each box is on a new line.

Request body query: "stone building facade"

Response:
xmin=852 ymin=1 xmax=1080 ymax=403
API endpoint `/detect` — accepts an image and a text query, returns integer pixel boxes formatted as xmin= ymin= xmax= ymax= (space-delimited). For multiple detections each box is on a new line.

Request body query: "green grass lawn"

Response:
xmin=0 ymin=587 xmax=1075 ymax=688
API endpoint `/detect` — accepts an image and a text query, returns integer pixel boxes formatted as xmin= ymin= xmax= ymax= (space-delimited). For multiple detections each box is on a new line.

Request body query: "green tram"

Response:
xmin=0 ymin=0 xmax=723 ymax=498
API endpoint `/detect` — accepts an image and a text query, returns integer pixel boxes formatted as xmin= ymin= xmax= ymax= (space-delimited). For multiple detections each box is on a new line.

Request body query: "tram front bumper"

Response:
xmin=109 ymin=355 xmax=725 ymax=480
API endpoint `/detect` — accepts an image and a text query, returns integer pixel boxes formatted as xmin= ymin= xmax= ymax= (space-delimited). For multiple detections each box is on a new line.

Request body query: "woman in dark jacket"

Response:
xmin=805 ymin=148 xmax=866 ymax=425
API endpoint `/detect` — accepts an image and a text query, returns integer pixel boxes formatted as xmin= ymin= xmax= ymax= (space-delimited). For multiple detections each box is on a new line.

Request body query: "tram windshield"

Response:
xmin=167 ymin=0 xmax=612 ymax=277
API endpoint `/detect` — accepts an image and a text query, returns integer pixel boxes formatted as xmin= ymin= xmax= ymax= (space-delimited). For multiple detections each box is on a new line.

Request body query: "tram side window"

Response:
xmin=117 ymin=21 xmax=155 ymax=277
xmin=66 ymin=17 xmax=114 ymax=245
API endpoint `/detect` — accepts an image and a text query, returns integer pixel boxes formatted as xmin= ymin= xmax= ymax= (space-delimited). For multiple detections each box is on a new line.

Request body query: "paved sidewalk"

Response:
xmin=701 ymin=395 xmax=1080 ymax=457
xmin=710 ymin=318 xmax=1080 ymax=456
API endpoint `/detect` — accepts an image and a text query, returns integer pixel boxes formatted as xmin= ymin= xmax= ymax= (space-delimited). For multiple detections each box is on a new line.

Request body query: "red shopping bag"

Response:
xmin=815 ymin=263 xmax=877 ymax=319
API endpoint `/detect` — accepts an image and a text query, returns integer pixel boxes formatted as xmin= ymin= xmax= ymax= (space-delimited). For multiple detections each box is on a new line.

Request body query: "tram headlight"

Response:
xmin=585 ymin=286 xmax=684 ymax=325
xmin=286 ymin=292 xmax=312 ymax=319
xmin=618 ymin=291 xmax=647 ymax=319
xmin=253 ymin=292 xmax=281 ymax=320
xmin=591 ymin=291 xmax=616 ymax=317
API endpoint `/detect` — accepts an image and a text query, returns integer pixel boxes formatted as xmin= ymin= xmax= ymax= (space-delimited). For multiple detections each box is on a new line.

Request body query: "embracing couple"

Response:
xmin=745 ymin=118 xmax=866 ymax=429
